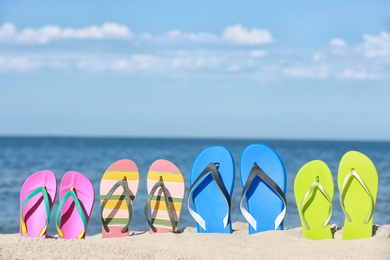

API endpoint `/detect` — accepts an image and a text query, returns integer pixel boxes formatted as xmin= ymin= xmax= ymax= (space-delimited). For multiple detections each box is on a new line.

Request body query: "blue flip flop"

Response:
xmin=240 ymin=144 xmax=287 ymax=234
xmin=187 ymin=146 xmax=235 ymax=233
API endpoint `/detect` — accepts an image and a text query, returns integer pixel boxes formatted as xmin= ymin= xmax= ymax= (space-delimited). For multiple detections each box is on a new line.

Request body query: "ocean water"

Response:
xmin=0 ymin=137 xmax=389 ymax=235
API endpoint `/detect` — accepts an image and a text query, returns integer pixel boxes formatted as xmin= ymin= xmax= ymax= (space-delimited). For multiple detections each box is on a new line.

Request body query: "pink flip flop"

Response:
xmin=20 ymin=170 xmax=57 ymax=238
xmin=55 ymin=171 xmax=94 ymax=239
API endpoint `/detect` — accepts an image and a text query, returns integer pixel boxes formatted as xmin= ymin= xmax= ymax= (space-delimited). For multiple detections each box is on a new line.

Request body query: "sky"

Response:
xmin=1 ymin=0 xmax=390 ymax=141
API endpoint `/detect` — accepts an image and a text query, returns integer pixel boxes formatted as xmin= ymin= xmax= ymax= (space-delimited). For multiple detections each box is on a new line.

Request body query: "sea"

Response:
xmin=1 ymin=137 xmax=389 ymax=235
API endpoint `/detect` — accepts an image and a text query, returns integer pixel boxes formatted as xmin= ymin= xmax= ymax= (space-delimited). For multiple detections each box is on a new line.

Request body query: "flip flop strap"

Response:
xmin=100 ymin=178 xmax=133 ymax=233
xmin=144 ymin=176 xmax=177 ymax=233
xmin=339 ymin=169 xmax=374 ymax=224
xmin=20 ymin=186 xmax=51 ymax=236
xmin=187 ymin=162 xmax=231 ymax=230
xmin=299 ymin=177 xmax=332 ymax=230
xmin=239 ymin=163 xmax=287 ymax=231
xmin=55 ymin=186 xmax=87 ymax=239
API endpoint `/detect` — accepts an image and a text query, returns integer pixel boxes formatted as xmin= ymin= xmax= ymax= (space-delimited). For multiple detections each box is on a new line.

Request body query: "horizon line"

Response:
xmin=0 ymin=134 xmax=389 ymax=143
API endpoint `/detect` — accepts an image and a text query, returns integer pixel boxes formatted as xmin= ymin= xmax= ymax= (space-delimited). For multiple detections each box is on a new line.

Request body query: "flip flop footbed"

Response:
xmin=190 ymin=146 xmax=235 ymax=233
xmin=294 ymin=160 xmax=334 ymax=240
xmin=100 ymin=159 xmax=139 ymax=237
xmin=338 ymin=151 xmax=378 ymax=240
xmin=147 ymin=159 xmax=184 ymax=233
xmin=240 ymin=144 xmax=286 ymax=233
xmin=57 ymin=171 xmax=94 ymax=239
xmin=20 ymin=170 xmax=57 ymax=238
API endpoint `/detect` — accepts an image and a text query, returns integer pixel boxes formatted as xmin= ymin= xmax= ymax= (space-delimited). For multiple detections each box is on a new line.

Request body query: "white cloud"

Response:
xmin=165 ymin=30 xmax=219 ymax=43
xmin=312 ymin=53 xmax=325 ymax=61
xmin=76 ymin=55 xmax=166 ymax=73
xmin=330 ymin=38 xmax=346 ymax=47
xmin=1 ymin=22 xmax=389 ymax=82
xmin=0 ymin=23 xmax=274 ymax=46
xmin=282 ymin=65 xmax=328 ymax=79
xmin=0 ymin=50 xmax=269 ymax=75
xmin=0 ymin=54 xmax=72 ymax=71
xmin=0 ymin=23 xmax=133 ymax=44
xmin=361 ymin=32 xmax=390 ymax=58
xmin=340 ymin=68 xmax=381 ymax=80
xmin=0 ymin=55 xmax=38 ymax=71
xmin=249 ymin=50 xmax=268 ymax=58
xmin=1 ymin=47 xmax=388 ymax=82
xmin=141 ymin=25 xmax=274 ymax=45
xmin=0 ymin=23 xmax=16 ymax=40
xmin=0 ymin=52 xmax=207 ymax=73
xmin=222 ymin=24 xmax=273 ymax=45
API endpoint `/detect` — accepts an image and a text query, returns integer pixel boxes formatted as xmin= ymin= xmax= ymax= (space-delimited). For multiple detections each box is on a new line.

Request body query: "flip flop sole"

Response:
xmin=190 ymin=146 xmax=235 ymax=233
xmin=58 ymin=171 xmax=94 ymax=239
xmin=338 ymin=151 xmax=378 ymax=240
xmin=294 ymin=160 xmax=334 ymax=240
xmin=240 ymin=144 xmax=286 ymax=234
xmin=147 ymin=159 xmax=184 ymax=233
xmin=20 ymin=170 xmax=57 ymax=238
xmin=100 ymin=159 xmax=139 ymax=238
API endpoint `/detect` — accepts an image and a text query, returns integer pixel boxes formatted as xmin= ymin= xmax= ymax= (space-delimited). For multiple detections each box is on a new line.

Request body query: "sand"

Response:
xmin=1 ymin=222 xmax=389 ymax=260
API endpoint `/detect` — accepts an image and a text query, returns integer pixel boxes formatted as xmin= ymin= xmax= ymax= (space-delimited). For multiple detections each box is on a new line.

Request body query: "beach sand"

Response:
xmin=1 ymin=222 xmax=389 ymax=260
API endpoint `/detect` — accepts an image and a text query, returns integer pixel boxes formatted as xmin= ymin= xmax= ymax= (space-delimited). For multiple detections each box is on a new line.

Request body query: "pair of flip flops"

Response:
xmin=20 ymin=170 xmax=94 ymax=239
xmin=188 ymin=144 xmax=287 ymax=234
xmin=294 ymin=151 xmax=378 ymax=240
xmin=100 ymin=159 xmax=185 ymax=238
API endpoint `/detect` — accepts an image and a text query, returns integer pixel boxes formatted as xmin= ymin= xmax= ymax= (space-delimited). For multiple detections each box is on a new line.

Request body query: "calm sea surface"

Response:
xmin=1 ymin=137 xmax=389 ymax=235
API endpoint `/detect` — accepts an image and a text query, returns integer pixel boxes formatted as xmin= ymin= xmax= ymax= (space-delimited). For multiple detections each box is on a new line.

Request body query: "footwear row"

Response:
xmin=20 ymin=144 xmax=378 ymax=240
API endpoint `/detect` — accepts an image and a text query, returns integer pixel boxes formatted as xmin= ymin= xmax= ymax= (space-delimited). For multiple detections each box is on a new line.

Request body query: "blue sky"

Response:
xmin=1 ymin=1 xmax=390 ymax=140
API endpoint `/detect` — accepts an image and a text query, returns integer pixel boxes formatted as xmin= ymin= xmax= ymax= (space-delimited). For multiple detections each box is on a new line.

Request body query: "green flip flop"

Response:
xmin=338 ymin=151 xmax=378 ymax=240
xmin=294 ymin=160 xmax=334 ymax=240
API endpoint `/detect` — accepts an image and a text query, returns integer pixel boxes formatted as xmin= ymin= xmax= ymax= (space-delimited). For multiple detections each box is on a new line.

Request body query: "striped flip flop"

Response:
xmin=145 ymin=159 xmax=185 ymax=233
xmin=100 ymin=159 xmax=139 ymax=238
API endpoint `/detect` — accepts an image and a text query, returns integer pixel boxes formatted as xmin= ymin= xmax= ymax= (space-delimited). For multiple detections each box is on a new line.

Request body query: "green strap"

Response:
xmin=339 ymin=169 xmax=374 ymax=224
xmin=20 ymin=186 xmax=51 ymax=236
xmin=55 ymin=187 xmax=87 ymax=238
xmin=100 ymin=177 xmax=133 ymax=233
xmin=144 ymin=176 xmax=177 ymax=233
xmin=299 ymin=176 xmax=332 ymax=230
